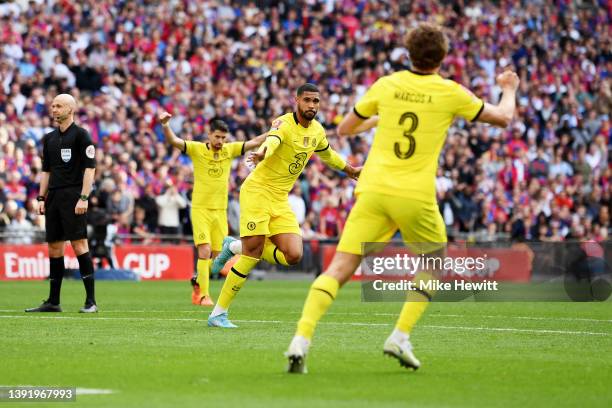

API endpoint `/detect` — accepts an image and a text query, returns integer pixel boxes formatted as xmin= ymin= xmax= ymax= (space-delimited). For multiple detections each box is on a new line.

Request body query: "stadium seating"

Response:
xmin=0 ymin=0 xmax=609 ymax=244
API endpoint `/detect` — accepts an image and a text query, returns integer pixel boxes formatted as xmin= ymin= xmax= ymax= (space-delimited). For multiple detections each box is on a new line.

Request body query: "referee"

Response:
xmin=26 ymin=94 xmax=98 ymax=313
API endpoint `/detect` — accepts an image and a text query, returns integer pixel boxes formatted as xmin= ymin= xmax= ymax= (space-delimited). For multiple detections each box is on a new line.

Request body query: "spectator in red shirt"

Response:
xmin=319 ymin=196 xmax=343 ymax=238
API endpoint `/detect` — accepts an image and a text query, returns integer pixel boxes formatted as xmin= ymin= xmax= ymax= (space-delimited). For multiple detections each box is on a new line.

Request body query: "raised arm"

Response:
xmin=158 ymin=112 xmax=186 ymax=152
xmin=476 ymin=70 xmax=520 ymax=128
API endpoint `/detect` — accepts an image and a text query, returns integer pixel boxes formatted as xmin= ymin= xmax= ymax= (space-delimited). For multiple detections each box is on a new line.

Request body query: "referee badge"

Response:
xmin=61 ymin=148 xmax=71 ymax=162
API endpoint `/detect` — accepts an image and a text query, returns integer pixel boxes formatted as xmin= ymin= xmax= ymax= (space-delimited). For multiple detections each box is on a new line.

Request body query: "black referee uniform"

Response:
xmin=42 ymin=122 xmax=96 ymax=241
xmin=26 ymin=122 xmax=98 ymax=313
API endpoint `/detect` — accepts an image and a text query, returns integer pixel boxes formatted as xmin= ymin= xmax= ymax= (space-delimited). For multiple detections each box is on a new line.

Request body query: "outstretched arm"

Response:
xmin=243 ymin=132 xmax=268 ymax=152
xmin=245 ymin=135 xmax=280 ymax=169
xmin=158 ymin=111 xmax=186 ymax=152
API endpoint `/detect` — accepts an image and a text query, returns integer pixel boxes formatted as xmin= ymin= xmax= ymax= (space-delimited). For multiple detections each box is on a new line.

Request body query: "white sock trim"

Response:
xmin=390 ymin=328 xmax=410 ymax=343
xmin=229 ymin=239 xmax=242 ymax=255
xmin=291 ymin=335 xmax=311 ymax=354
xmin=210 ymin=304 xmax=228 ymax=318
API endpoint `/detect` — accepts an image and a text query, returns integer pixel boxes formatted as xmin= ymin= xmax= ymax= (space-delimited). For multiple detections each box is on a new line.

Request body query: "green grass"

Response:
xmin=1 ymin=280 xmax=611 ymax=408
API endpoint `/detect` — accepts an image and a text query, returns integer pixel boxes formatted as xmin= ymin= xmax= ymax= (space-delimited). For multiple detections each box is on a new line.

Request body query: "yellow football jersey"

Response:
xmin=353 ymin=70 xmax=484 ymax=203
xmin=245 ymin=112 xmax=329 ymax=198
xmin=185 ymin=141 xmax=244 ymax=209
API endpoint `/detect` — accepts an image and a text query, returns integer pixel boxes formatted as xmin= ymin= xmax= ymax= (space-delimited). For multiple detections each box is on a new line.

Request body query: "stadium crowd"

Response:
xmin=0 ymin=0 xmax=609 ymax=247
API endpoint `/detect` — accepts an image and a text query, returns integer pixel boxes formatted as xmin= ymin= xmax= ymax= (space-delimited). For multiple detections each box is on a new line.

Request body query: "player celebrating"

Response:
xmin=159 ymin=113 xmax=265 ymax=306
xmin=285 ymin=23 xmax=520 ymax=373
xmin=207 ymin=83 xmax=361 ymax=328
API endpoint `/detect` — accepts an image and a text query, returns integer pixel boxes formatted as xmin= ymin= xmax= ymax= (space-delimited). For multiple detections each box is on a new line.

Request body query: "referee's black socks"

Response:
xmin=48 ymin=257 xmax=65 ymax=305
xmin=77 ymin=252 xmax=96 ymax=305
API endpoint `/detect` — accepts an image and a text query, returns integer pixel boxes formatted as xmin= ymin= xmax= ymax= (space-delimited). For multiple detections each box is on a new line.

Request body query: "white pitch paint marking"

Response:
xmin=420 ymin=325 xmax=610 ymax=336
xmin=76 ymin=388 xmax=115 ymax=395
xmin=327 ymin=312 xmax=612 ymax=323
xmin=0 ymin=315 xmax=609 ymax=336
xmin=2 ymin=309 xmax=609 ymax=323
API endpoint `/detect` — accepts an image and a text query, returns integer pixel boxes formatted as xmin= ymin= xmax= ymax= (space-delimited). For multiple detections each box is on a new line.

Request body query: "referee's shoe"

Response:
xmin=25 ymin=300 xmax=62 ymax=312
xmin=79 ymin=302 xmax=98 ymax=313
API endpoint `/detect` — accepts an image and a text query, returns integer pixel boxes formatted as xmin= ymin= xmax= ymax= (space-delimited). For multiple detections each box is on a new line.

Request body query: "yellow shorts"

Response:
xmin=337 ymin=192 xmax=447 ymax=255
xmin=191 ymin=208 xmax=228 ymax=250
xmin=239 ymin=186 xmax=301 ymax=237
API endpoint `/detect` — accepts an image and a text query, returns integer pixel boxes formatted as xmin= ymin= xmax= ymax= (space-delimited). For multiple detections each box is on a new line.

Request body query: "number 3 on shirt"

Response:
xmin=394 ymin=112 xmax=418 ymax=160
xmin=289 ymin=152 xmax=308 ymax=174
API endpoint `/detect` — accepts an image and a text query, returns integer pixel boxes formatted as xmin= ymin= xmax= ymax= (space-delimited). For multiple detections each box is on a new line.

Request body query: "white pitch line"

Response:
xmin=0 ymin=315 xmax=609 ymax=336
xmin=76 ymin=388 xmax=115 ymax=395
xmin=328 ymin=312 xmax=612 ymax=324
xmin=420 ymin=325 xmax=611 ymax=336
xmin=0 ymin=315 xmax=200 ymax=322
xmin=1 ymin=309 xmax=610 ymax=323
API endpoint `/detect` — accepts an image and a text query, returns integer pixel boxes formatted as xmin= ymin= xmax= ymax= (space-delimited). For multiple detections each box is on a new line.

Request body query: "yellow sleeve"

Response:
xmin=452 ymin=82 xmax=485 ymax=121
xmin=353 ymin=78 xmax=385 ymax=119
xmin=229 ymin=142 xmax=245 ymax=158
xmin=184 ymin=140 xmax=200 ymax=158
xmin=267 ymin=117 xmax=285 ymax=140
xmin=258 ymin=116 xmax=286 ymax=158
xmin=258 ymin=135 xmax=281 ymax=159
xmin=315 ymin=136 xmax=346 ymax=171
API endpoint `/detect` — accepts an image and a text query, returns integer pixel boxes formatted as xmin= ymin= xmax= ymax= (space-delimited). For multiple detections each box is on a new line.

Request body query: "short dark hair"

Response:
xmin=297 ymin=83 xmax=319 ymax=96
xmin=406 ymin=23 xmax=448 ymax=71
xmin=210 ymin=119 xmax=229 ymax=133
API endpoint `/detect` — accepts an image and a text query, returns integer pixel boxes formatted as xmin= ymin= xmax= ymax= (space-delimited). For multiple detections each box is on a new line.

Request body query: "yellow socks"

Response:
xmin=216 ymin=255 xmax=260 ymax=310
xmin=260 ymin=239 xmax=289 ymax=266
xmin=196 ymin=258 xmax=211 ymax=297
xmin=296 ymin=274 xmax=340 ymax=340
xmin=395 ymin=271 xmax=435 ymax=333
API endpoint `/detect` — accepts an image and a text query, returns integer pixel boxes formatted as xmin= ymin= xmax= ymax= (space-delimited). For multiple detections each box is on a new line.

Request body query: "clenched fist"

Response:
xmin=496 ymin=70 xmax=520 ymax=92
xmin=158 ymin=111 xmax=172 ymax=126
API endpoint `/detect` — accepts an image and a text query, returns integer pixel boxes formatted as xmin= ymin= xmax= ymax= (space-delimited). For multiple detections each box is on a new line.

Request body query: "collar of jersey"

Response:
xmin=58 ymin=122 xmax=75 ymax=134
xmin=407 ymin=68 xmax=435 ymax=76
xmin=293 ymin=112 xmax=311 ymax=128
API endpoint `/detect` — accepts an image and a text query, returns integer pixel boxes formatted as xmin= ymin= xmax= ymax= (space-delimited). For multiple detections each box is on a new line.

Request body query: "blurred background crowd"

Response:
xmin=0 ymin=0 xmax=610 ymax=248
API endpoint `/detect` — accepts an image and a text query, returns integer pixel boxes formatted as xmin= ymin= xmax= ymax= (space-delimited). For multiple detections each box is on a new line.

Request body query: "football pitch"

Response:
xmin=1 ymin=280 xmax=611 ymax=408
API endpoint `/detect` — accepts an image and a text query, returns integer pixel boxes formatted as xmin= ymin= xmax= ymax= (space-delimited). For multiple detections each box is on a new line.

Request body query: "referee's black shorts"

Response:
xmin=45 ymin=187 xmax=88 ymax=243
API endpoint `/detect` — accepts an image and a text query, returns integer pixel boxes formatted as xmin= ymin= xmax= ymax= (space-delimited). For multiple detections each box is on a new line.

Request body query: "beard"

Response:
xmin=299 ymin=108 xmax=317 ymax=121
xmin=54 ymin=113 xmax=69 ymax=124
